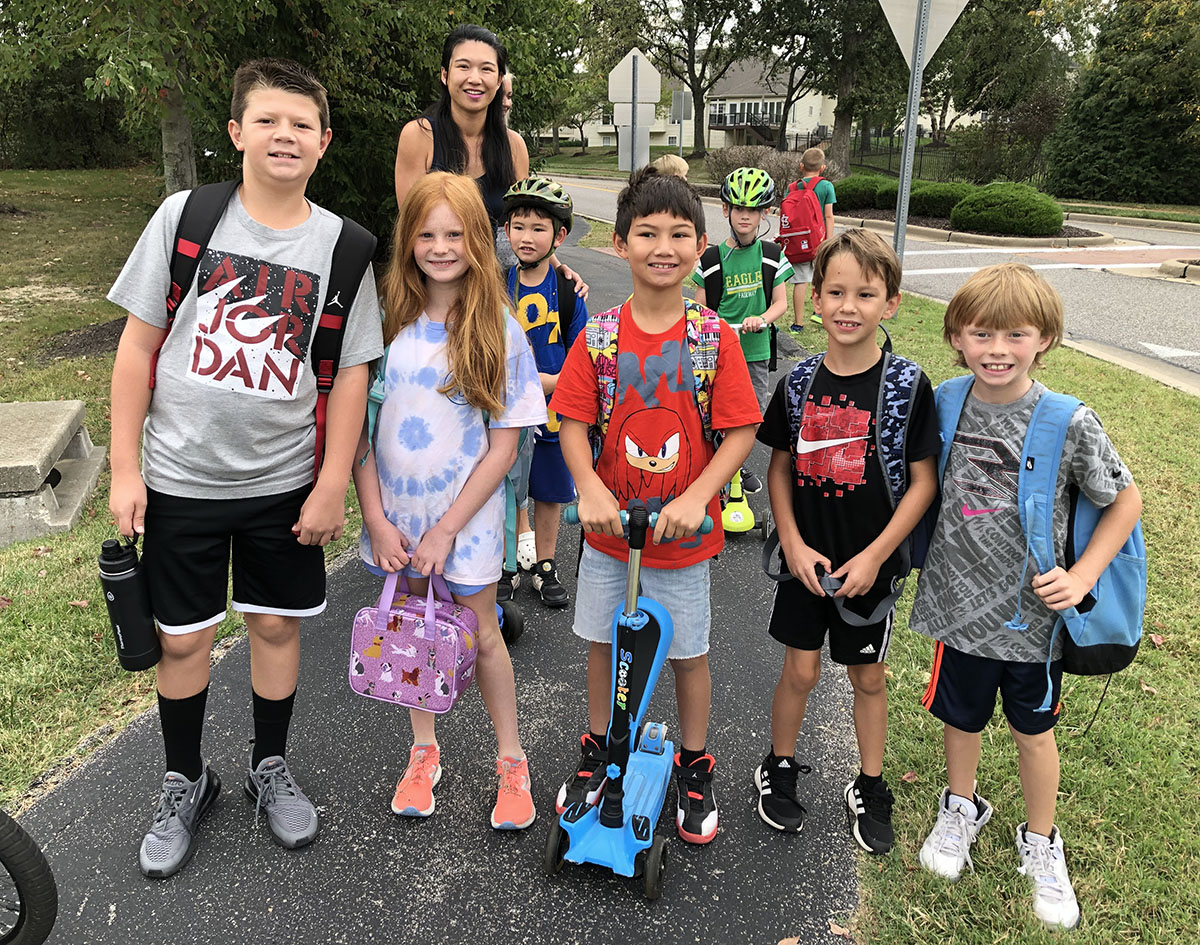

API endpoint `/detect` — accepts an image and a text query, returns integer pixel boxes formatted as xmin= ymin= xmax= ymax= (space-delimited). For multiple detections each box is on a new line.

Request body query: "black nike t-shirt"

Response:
xmin=758 ymin=357 xmax=938 ymax=587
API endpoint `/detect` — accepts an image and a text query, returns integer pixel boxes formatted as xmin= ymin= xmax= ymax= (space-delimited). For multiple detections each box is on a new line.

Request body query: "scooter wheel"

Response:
xmin=759 ymin=506 xmax=773 ymax=540
xmin=543 ymin=819 xmax=569 ymax=876
xmin=643 ymin=834 xmax=668 ymax=900
xmin=499 ymin=601 xmax=524 ymax=646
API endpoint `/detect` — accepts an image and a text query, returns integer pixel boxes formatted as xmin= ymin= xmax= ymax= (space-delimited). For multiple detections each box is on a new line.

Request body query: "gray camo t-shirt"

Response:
xmin=108 ymin=189 xmax=383 ymax=499
xmin=909 ymin=381 xmax=1132 ymax=662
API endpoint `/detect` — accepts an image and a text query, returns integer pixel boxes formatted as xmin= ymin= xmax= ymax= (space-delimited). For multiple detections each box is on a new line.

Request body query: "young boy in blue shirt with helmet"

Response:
xmin=501 ymin=176 xmax=589 ymax=607
xmin=690 ymin=167 xmax=793 ymax=493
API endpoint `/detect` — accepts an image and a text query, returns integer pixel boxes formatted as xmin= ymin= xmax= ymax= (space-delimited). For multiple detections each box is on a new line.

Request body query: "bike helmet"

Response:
xmin=720 ymin=167 xmax=776 ymax=209
xmin=502 ymin=176 xmax=574 ymax=234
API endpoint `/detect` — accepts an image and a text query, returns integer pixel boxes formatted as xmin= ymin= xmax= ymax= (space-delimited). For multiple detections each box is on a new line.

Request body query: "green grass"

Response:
xmin=0 ymin=168 xmax=363 ymax=810
xmin=1057 ymin=202 xmax=1200 ymax=225
xmin=818 ymin=300 xmax=1200 ymax=944
xmin=539 ymin=147 xmax=713 ymax=182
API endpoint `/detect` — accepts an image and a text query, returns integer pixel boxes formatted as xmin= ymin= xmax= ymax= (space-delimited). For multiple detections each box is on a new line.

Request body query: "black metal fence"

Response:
xmin=849 ymin=130 xmax=1049 ymax=187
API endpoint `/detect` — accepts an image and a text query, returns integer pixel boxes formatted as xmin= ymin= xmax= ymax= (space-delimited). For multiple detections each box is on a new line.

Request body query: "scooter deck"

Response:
xmin=561 ymin=725 xmax=674 ymax=878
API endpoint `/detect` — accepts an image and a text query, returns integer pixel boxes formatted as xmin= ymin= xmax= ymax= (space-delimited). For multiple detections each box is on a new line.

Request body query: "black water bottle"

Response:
xmin=98 ymin=537 xmax=160 ymax=671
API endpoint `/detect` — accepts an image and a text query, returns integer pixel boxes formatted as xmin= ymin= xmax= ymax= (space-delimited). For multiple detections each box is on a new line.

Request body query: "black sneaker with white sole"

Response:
xmin=532 ymin=559 xmax=569 ymax=607
xmin=496 ymin=569 xmax=520 ymax=603
xmin=555 ymin=733 xmax=607 ymax=812
xmin=845 ymin=775 xmax=895 ymax=854
xmin=754 ymin=753 xmax=807 ymax=833
xmin=740 ymin=468 xmax=763 ymax=495
xmin=675 ymin=753 xmax=719 ymax=844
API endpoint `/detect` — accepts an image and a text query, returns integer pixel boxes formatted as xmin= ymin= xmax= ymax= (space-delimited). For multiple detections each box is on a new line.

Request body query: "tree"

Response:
xmin=558 ymin=71 xmax=608 ymax=154
xmin=641 ymin=0 xmax=755 ymax=155
xmin=744 ymin=0 xmax=824 ymax=151
xmin=1045 ymin=0 xmax=1200 ymax=202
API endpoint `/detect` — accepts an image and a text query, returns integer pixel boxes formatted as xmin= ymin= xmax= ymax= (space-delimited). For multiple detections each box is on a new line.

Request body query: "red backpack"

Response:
xmin=778 ymin=176 xmax=826 ymax=265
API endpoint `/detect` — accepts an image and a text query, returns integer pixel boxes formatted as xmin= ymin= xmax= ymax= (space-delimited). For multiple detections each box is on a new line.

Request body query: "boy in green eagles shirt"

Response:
xmin=692 ymin=167 xmax=793 ymax=493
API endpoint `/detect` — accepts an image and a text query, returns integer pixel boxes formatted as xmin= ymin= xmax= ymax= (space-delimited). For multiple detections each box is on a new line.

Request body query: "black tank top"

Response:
xmin=427 ymin=114 xmax=508 ymax=230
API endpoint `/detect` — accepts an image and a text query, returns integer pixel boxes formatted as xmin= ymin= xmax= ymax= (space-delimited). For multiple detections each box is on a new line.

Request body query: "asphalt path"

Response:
xmin=17 ymin=227 xmax=862 ymax=945
xmin=556 ymin=175 xmax=1200 ymax=379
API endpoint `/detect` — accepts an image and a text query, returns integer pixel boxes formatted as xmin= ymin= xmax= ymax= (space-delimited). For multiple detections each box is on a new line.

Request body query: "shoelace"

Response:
xmin=252 ymin=764 xmax=298 ymax=825
xmin=1019 ymin=839 xmax=1069 ymax=903
xmin=403 ymin=750 xmax=437 ymax=785
xmin=862 ymin=783 xmax=894 ymax=820
xmin=497 ymin=759 xmax=528 ymax=796
xmin=932 ymin=806 xmax=977 ymax=873
xmin=151 ymin=779 xmax=190 ymax=831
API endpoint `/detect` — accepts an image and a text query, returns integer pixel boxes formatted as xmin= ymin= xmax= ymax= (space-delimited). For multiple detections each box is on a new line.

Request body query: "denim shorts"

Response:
xmin=572 ymin=543 xmax=711 ymax=659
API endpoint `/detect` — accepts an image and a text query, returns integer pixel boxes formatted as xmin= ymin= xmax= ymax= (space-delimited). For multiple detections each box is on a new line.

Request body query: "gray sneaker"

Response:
xmin=243 ymin=755 xmax=319 ymax=849
xmin=139 ymin=765 xmax=221 ymax=878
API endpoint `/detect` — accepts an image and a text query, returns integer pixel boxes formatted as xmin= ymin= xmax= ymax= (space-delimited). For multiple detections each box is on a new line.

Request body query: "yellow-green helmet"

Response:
xmin=503 ymin=176 xmax=574 ymax=233
xmin=721 ymin=167 xmax=776 ymax=209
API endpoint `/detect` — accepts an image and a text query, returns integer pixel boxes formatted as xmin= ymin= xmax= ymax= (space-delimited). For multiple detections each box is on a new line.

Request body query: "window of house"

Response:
xmin=668 ymin=135 xmax=677 ymax=146
xmin=602 ymin=135 xmax=612 ymax=146
xmin=602 ymin=108 xmax=613 ymax=125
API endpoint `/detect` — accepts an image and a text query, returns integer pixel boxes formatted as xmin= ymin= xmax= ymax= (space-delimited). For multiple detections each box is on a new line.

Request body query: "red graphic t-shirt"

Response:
xmin=551 ymin=301 xmax=762 ymax=568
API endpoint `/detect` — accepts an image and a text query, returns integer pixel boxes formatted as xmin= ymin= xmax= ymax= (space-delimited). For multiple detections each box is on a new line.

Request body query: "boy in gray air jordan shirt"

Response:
xmin=108 ymin=59 xmax=382 ymax=877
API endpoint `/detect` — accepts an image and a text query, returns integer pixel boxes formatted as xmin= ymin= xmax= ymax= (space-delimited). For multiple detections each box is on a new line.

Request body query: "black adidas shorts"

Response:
xmin=143 ymin=486 xmax=327 ymax=634
xmin=767 ymin=575 xmax=894 ymax=666
xmin=921 ymin=641 xmax=1063 ymax=736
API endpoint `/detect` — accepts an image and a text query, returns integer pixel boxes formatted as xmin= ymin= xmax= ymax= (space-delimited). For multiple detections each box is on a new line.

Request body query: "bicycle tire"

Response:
xmin=0 ymin=809 xmax=57 ymax=945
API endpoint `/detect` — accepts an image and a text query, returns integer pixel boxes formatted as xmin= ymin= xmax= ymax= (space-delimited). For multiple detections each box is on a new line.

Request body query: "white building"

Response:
xmin=573 ymin=59 xmax=838 ymax=152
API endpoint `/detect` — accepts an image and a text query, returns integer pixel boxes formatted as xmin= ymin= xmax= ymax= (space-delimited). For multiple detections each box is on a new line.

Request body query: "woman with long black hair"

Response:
xmin=394 ymin=24 xmax=585 ymax=291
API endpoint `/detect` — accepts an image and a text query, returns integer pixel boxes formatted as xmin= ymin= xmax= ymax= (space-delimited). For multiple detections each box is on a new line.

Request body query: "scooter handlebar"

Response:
xmin=564 ymin=506 xmax=713 ymax=534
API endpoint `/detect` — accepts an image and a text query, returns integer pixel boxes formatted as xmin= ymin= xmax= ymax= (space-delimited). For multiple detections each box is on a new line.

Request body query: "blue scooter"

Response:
xmin=545 ymin=505 xmax=712 ymax=899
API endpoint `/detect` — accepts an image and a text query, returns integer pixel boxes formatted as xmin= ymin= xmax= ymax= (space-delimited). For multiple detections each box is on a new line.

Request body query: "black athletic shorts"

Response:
xmin=143 ymin=486 xmax=327 ymax=634
xmin=921 ymin=641 xmax=1063 ymax=736
xmin=767 ymin=573 xmax=894 ymax=666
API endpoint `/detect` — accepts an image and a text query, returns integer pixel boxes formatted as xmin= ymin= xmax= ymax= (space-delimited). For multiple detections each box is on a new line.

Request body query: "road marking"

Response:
xmin=903 ymin=244 xmax=1200 ymax=256
xmin=1141 ymin=343 xmax=1200 ymax=359
xmin=905 ymin=262 xmax=1164 ymax=275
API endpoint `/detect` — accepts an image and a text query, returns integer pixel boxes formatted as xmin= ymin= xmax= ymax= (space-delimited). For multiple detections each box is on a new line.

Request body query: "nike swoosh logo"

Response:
xmin=795 ymin=434 xmax=867 ymax=455
xmin=962 ymin=504 xmax=1001 ymax=517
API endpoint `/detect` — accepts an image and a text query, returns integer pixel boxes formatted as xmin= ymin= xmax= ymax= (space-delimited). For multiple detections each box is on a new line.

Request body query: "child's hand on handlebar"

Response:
xmin=652 ymin=495 xmax=708 ymax=544
xmin=577 ymin=486 xmax=623 ymax=537
xmin=741 ymin=316 xmax=767 ymax=333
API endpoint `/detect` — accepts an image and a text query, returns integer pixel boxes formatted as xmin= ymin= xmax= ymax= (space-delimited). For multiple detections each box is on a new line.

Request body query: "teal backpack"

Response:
xmin=926 ymin=375 xmax=1147 ymax=712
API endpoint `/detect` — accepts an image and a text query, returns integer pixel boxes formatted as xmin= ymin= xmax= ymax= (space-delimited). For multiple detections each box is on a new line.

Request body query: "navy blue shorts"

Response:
xmin=921 ymin=641 xmax=1063 ymax=735
xmin=529 ymin=438 xmax=575 ymax=503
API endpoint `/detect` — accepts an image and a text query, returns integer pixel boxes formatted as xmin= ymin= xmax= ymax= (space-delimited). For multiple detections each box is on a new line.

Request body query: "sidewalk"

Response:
xmin=16 ymin=233 xmax=861 ymax=945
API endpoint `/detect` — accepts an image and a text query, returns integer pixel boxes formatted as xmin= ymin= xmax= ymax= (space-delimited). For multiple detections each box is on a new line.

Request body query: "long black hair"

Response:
xmin=428 ymin=24 xmax=515 ymax=193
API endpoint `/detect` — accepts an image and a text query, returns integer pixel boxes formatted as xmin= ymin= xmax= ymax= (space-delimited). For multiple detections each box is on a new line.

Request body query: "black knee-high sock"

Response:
xmin=251 ymin=689 xmax=296 ymax=768
xmin=158 ymin=687 xmax=208 ymax=781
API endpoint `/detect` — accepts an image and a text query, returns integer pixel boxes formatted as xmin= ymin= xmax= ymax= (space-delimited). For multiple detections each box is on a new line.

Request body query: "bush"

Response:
xmin=909 ymin=182 xmax=976 ymax=218
xmin=833 ymin=174 xmax=882 ymax=211
xmin=950 ymin=182 xmax=1063 ymax=236
xmin=874 ymin=178 xmax=900 ymax=210
xmin=703 ymin=146 xmax=811 ymax=202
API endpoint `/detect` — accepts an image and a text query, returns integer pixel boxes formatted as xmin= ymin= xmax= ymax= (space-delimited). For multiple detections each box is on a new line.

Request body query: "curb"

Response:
xmin=1063 ymin=211 xmax=1200 ymax=234
xmin=834 ymin=215 xmax=1114 ymax=247
xmin=1159 ymin=258 xmax=1200 ymax=283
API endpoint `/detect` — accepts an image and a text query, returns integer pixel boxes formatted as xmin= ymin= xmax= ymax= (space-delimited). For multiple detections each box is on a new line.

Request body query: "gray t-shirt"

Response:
xmin=108 ymin=189 xmax=384 ymax=500
xmin=909 ymin=381 xmax=1132 ymax=662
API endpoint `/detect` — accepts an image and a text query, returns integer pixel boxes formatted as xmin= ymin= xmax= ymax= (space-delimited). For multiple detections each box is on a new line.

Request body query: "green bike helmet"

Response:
xmin=720 ymin=167 xmax=776 ymax=209
xmin=503 ymin=176 xmax=574 ymax=234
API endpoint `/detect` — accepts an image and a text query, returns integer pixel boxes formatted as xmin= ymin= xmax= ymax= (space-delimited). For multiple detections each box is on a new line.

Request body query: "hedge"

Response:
xmin=950 ymin=182 xmax=1064 ymax=237
xmin=833 ymin=174 xmax=882 ymax=211
xmin=874 ymin=178 xmax=900 ymax=210
xmin=909 ymin=182 xmax=975 ymax=218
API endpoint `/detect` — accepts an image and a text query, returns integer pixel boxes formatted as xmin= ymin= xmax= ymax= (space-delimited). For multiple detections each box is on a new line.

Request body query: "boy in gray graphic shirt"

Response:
xmin=911 ymin=264 xmax=1141 ymax=931
xmin=108 ymin=59 xmax=383 ymax=878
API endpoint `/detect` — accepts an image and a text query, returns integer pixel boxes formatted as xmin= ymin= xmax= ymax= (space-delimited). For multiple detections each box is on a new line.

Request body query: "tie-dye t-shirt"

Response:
xmin=360 ymin=312 xmax=546 ymax=585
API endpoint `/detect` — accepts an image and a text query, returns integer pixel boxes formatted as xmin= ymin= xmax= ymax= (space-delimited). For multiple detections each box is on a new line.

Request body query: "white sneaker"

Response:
xmin=918 ymin=786 xmax=993 ymax=880
xmin=1016 ymin=823 xmax=1081 ymax=930
xmin=516 ymin=531 xmax=536 ymax=572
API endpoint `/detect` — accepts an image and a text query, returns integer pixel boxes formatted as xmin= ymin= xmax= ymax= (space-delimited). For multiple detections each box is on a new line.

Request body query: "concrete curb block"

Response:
xmin=834 ymin=215 xmax=1114 ymax=247
xmin=1159 ymin=258 xmax=1200 ymax=282
xmin=1063 ymin=211 xmax=1200 ymax=234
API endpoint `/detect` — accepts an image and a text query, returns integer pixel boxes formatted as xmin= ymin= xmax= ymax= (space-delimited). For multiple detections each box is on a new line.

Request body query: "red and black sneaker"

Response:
xmin=554 ymin=734 xmax=608 ymax=813
xmin=674 ymin=753 xmax=719 ymax=844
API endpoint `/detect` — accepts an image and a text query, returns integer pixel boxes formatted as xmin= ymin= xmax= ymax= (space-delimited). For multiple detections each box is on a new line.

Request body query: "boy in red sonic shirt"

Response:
xmin=550 ymin=167 xmax=761 ymax=844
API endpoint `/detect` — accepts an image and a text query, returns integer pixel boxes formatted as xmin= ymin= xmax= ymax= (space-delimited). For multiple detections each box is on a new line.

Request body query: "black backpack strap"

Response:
xmin=555 ymin=267 xmax=577 ymax=352
xmin=312 ymin=215 xmax=378 ymax=480
xmin=698 ymin=245 xmax=723 ymax=309
xmin=761 ymin=241 xmax=783 ymax=372
xmin=153 ymin=179 xmax=240 ymax=388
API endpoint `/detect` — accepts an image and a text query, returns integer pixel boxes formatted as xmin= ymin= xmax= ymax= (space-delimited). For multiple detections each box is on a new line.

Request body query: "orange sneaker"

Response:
xmin=391 ymin=744 xmax=441 ymax=817
xmin=491 ymin=756 xmax=536 ymax=830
